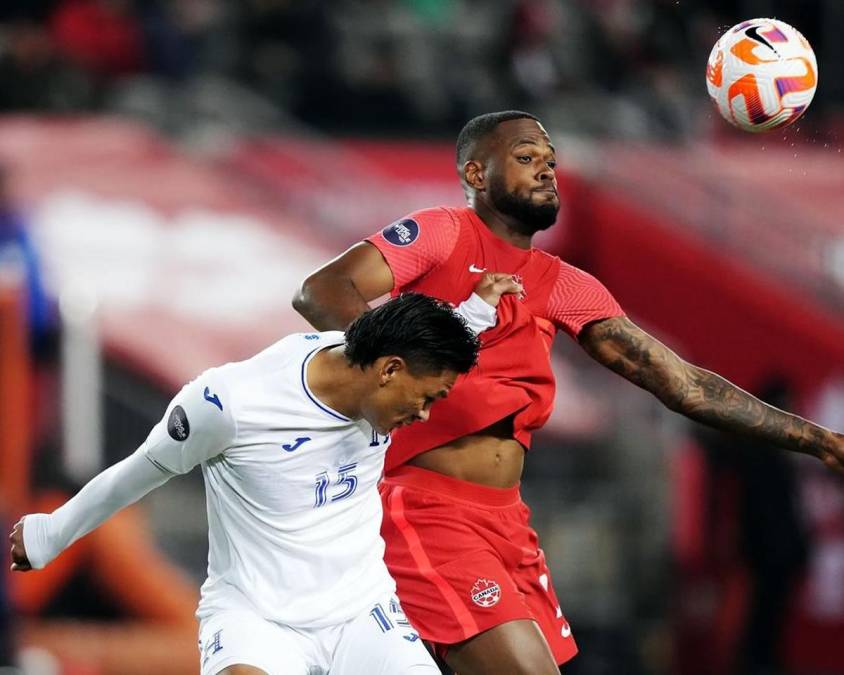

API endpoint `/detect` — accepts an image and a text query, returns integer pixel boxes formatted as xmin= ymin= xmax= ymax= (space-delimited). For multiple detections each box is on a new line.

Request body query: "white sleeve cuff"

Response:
xmin=21 ymin=449 xmax=172 ymax=570
xmin=454 ymin=292 xmax=497 ymax=334
xmin=20 ymin=513 xmax=54 ymax=571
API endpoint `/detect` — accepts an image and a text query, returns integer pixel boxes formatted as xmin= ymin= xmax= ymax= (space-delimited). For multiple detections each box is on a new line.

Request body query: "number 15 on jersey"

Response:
xmin=313 ymin=432 xmax=388 ymax=508
xmin=314 ymin=464 xmax=358 ymax=508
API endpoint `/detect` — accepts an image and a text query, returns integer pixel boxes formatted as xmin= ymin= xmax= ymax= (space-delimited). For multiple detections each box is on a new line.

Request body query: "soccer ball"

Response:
xmin=706 ymin=18 xmax=818 ymax=132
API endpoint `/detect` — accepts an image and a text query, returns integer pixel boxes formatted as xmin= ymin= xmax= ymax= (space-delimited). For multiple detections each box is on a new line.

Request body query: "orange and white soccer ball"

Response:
xmin=706 ymin=18 xmax=818 ymax=132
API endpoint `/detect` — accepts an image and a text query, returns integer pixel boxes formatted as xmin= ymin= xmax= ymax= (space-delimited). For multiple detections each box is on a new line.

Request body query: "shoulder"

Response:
xmin=525 ymin=249 xmax=567 ymax=284
xmin=245 ymin=331 xmax=343 ymax=364
xmin=142 ymin=368 xmax=237 ymax=474
xmin=173 ymin=368 xmax=236 ymax=434
xmin=542 ymin=256 xmax=624 ymax=334
xmin=408 ymin=206 xmax=462 ymax=226
xmin=546 ymin=258 xmax=617 ymax=302
xmin=541 ymin=255 xmax=604 ymax=285
xmin=215 ymin=332 xmax=343 ymax=403
xmin=532 ymin=247 xmax=564 ymax=267
xmin=377 ymin=207 xmax=462 ymax=246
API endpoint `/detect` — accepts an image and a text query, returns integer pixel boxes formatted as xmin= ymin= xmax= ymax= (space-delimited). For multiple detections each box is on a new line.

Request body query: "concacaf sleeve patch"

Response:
xmin=167 ymin=405 xmax=190 ymax=441
xmin=381 ymin=218 xmax=420 ymax=246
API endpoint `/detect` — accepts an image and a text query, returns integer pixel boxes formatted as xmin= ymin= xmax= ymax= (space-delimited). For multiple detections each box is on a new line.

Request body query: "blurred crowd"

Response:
xmin=0 ymin=0 xmax=840 ymax=140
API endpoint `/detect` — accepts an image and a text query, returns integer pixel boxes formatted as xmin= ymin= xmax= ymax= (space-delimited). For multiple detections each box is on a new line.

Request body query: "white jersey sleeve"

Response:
xmin=454 ymin=292 xmax=497 ymax=334
xmin=142 ymin=368 xmax=236 ymax=475
xmin=21 ymin=449 xmax=172 ymax=569
xmin=20 ymin=369 xmax=236 ymax=571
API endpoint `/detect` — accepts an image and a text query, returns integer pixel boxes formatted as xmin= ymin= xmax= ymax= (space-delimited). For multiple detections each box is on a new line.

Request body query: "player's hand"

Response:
xmin=9 ymin=518 xmax=32 ymax=572
xmin=816 ymin=432 xmax=844 ymax=477
xmin=473 ymin=273 xmax=524 ymax=307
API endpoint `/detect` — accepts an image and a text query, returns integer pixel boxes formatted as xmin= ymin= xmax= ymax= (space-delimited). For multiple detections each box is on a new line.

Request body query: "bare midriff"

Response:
xmin=407 ymin=415 xmax=525 ymax=488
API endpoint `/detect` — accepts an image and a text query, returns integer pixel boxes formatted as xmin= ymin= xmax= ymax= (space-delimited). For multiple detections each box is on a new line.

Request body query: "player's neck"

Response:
xmin=306 ymin=346 xmax=366 ymax=419
xmin=470 ymin=200 xmax=533 ymax=250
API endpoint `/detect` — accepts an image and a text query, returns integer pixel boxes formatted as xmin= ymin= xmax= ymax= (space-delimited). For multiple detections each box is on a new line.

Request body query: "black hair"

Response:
xmin=345 ymin=293 xmax=480 ymax=375
xmin=455 ymin=110 xmax=539 ymax=169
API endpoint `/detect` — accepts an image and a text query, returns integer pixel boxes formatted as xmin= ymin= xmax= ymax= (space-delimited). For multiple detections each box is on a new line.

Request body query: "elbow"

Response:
xmin=292 ymin=277 xmax=317 ymax=318
xmin=660 ymin=363 xmax=700 ymax=415
xmin=291 ymin=285 xmax=308 ymax=316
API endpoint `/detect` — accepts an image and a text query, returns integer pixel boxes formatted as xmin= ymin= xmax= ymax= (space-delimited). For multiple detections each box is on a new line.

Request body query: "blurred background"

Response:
xmin=0 ymin=0 xmax=843 ymax=674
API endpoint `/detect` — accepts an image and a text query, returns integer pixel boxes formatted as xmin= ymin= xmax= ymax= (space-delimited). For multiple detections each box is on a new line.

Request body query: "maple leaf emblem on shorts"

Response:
xmin=470 ymin=578 xmax=501 ymax=607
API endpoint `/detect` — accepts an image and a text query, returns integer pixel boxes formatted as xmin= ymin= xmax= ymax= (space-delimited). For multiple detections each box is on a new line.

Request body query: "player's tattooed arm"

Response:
xmin=294 ymin=242 xmax=395 ymax=330
xmin=579 ymin=316 xmax=844 ymax=475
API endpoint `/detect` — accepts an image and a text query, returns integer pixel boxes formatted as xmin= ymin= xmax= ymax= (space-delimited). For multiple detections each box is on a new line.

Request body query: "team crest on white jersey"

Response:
xmin=470 ymin=578 xmax=501 ymax=607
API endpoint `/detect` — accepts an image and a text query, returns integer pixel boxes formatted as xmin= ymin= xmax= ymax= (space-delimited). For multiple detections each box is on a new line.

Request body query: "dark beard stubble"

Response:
xmin=488 ymin=174 xmax=559 ymax=235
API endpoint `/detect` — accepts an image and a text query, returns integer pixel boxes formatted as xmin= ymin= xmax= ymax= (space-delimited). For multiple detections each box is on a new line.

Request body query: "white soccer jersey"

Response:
xmin=140 ymin=331 xmax=395 ymax=627
xmin=20 ymin=297 xmax=494 ymax=639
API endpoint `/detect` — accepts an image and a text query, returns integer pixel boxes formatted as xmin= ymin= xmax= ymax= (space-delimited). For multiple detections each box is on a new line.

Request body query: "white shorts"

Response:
xmin=197 ymin=592 xmax=438 ymax=675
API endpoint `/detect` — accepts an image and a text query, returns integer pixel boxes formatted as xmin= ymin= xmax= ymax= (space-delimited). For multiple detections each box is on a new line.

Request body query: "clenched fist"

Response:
xmin=9 ymin=518 xmax=31 ymax=572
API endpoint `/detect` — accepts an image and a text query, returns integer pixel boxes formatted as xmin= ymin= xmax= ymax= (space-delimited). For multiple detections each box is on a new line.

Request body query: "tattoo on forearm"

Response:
xmin=581 ymin=317 xmax=832 ymax=456
xmin=684 ymin=368 xmax=826 ymax=454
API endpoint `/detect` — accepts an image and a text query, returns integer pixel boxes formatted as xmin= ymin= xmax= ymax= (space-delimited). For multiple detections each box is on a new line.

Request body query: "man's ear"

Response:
xmin=463 ymin=160 xmax=485 ymax=191
xmin=380 ymin=356 xmax=406 ymax=385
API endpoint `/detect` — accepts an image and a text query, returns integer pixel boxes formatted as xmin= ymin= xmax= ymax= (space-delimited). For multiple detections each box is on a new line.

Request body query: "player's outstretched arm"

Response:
xmin=9 ymin=449 xmax=174 ymax=572
xmin=293 ymin=239 xmax=521 ymax=334
xmin=293 ymin=242 xmax=395 ymax=331
xmin=579 ymin=316 xmax=844 ymax=475
xmin=9 ymin=372 xmax=236 ymax=572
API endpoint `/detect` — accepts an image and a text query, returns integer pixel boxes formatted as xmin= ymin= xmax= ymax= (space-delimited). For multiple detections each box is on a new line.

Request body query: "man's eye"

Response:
xmin=548 ymin=161 xmax=557 ymax=169
xmin=518 ymin=156 xmax=531 ymax=163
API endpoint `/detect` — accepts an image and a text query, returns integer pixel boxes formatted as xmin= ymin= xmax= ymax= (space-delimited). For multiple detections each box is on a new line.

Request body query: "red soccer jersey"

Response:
xmin=366 ymin=206 xmax=624 ymax=471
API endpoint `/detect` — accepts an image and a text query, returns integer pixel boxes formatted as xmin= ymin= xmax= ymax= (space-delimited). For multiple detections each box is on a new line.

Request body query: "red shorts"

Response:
xmin=379 ymin=466 xmax=578 ymax=665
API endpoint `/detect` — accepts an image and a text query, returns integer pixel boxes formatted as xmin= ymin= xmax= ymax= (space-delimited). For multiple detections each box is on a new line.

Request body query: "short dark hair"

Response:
xmin=345 ymin=293 xmax=480 ymax=375
xmin=455 ymin=110 xmax=539 ymax=168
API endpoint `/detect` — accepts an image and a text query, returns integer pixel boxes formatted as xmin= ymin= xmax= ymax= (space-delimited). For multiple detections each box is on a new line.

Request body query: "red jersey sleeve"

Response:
xmin=365 ymin=207 xmax=460 ymax=290
xmin=547 ymin=261 xmax=625 ymax=338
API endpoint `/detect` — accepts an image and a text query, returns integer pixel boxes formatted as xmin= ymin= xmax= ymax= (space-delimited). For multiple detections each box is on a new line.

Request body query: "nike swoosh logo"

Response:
xmin=203 ymin=386 xmax=223 ymax=411
xmin=282 ymin=436 xmax=312 ymax=452
xmin=745 ymin=26 xmax=779 ymax=55
xmin=468 ymin=264 xmax=486 ymax=273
